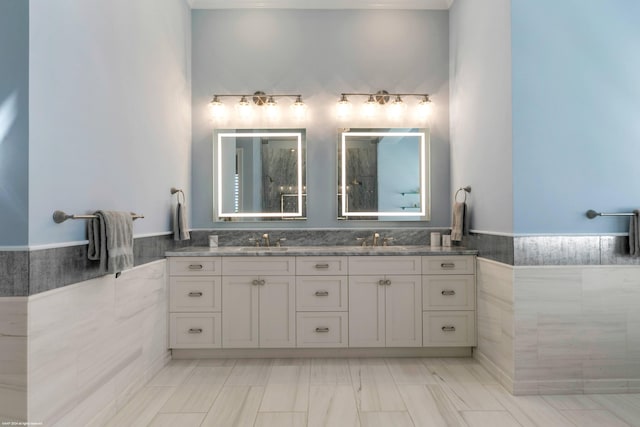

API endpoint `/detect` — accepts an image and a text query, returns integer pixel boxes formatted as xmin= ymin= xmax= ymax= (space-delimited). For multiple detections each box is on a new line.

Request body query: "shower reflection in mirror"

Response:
xmin=338 ymin=128 xmax=429 ymax=221
xmin=214 ymin=129 xmax=306 ymax=221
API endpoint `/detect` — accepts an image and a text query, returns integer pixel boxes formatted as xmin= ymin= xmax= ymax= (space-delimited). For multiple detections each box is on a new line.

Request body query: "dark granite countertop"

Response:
xmin=166 ymin=245 xmax=477 ymax=257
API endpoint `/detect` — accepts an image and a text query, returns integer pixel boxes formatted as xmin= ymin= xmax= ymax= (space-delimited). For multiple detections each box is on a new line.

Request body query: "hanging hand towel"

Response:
xmin=87 ymin=211 xmax=134 ymax=275
xmin=451 ymin=202 xmax=466 ymax=242
xmin=173 ymin=202 xmax=190 ymax=241
xmin=629 ymin=210 xmax=640 ymax=256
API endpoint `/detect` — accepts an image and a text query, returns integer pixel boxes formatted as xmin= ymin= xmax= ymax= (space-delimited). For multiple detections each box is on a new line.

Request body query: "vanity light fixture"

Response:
xmin=336 ymin=94 xmax=353 ymax=119
xmin=209 ymin=91 xmax=306 ymax=122
xmin=336 ymin=90 xmax=432 ymax=121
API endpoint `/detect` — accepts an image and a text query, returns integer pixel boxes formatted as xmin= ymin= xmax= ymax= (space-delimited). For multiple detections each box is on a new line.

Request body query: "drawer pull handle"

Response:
xmin=315 ymin=291 xmax=329 ymax=297
xmin=441 ymin=290 xmax=456 ymax=296
xmin=440 ymin=263 xmax=455 ymax=269
xmin=188 ymin=328 xmax=203 ymax=334
xmin=188 ymin=292 xmax=203 ymax=297
xmin=315 ymin=263 xmax=330 ymax=269
xmin=315 ymin=327 xmax=330 ymax=333
xmin=441 ymin=326 xmax=456 ymax=332
xmin=188 ymin=264 xmax=203 ymax=270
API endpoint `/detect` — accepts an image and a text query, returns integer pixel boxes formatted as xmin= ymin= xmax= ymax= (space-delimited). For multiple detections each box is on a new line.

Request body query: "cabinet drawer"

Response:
xmin=169 ymin=257 xmax=221 ymax=276
xmin=169 ymin=313 xmax=222 ymax=349
xmin=348 ymin=256 xmax=421 ymax=275
xmin=296 ymin=276 xmax=348 ymax=311
xmin=422 ymin=276 xmax=475 ymax=311
xmin=169 ymin=277 xmax=221 ymax=312
xmin=296 ymin=256 xmax=348 ymax=275
xmin=422 ymin=256 xmax=475 ymax=275
xmin=423 ymin=311 xmax=476 ymax=347
xmin=222 ymin=257 xmax=295 ymax=276
xmin=296 ymin=312 xmax=348 ymax=348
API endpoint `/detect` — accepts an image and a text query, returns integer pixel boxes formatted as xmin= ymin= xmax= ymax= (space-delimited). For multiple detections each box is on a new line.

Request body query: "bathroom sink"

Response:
xmin=240 ymin=247 xmax=289 ymax=252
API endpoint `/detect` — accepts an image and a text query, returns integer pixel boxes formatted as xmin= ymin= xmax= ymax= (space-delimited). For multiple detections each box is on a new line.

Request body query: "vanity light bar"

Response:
xmin=217 ymin=132 xmax=303 ymax=218
xmin=341 ymin=131 xmax=427 ymax=217
xmin=336 ymin=91 xmax=432 ymax=120
xmin=209 ymin=92 xmax=306 ymax=121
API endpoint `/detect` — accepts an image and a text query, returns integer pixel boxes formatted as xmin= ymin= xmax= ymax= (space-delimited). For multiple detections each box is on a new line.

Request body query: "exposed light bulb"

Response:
xmin=209 ymin=96 xmax=226 ymax=121
xmin=236 ymin=96 xmax=252 ymax=120
xmin=362 ymin=95 xmax=378 ymax=118
xmin=388 ymin=95 xmax=406 ymax=120
xmin=291 ymin=96 xmax=307 ymax=120
xmin=416 ymin=96 xmax=433 ymax=120
xmin=265 ymin=96 xmax=279 ymax=121
xmin=336 ymin=94 xmax=352 ymax=119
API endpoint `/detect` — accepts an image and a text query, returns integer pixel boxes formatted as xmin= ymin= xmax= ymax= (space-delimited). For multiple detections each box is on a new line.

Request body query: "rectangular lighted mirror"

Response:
xmin=338 ymin=128 xmax=429 ymax=221
xmin=215 ymin=129 xmax=306 ymax=221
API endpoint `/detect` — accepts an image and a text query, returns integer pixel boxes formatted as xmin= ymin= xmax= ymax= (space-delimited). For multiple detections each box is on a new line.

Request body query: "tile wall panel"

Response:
xmin=0 ymin=298 xmax=28 ymax=423
xmin=27 ymin=260 xmax=170 ymax=426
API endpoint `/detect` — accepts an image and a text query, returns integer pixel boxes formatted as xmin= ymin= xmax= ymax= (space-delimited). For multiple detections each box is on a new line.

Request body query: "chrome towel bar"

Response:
xmin=586 ymin=209 xmax=636 ymax=219
xmin=53 ymin=210 xmax=144 ymax=224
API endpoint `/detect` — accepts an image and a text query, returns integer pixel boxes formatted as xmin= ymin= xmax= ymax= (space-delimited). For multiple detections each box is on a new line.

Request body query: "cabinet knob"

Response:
xmin=384 ymin=279 xmax=391 ymax=286
xmin=441 ymin=326 xmax=456 ymax=332
xmin=252 ymin=279 xmax=260 ymax=286
xmin=259 ymin=279 xmax=266 ymax=286
xmin=188 ymin=264 xmax=203 ymax=270
xmin=314 ymin=263 xmax=330 ymax=269
xmin=440 ymin=262 xmax=455 ymax=269
xmin=441 ymin=290 xmax=456 ymax=296
xmin=315 ymin=327 xmax=330 ymax=333
xmin=378 ymin=279 xmax=386 ymax=286
xmin=188 ymin=328 xmax=203 ymax=334
xmin=188 ymin=291 xmax=203 ymax=297
xmin=315 ymin=291 xmax=329 ymax=297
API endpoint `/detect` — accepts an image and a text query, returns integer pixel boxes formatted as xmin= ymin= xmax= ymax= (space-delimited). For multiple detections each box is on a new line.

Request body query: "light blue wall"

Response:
xmin=449 ymin=0 xmax=513 ymax=235
xmin=28 ymin=0 xmax=192 ymax=245
xmin=192 ymin=9 xmax=450 ymax=229
xmin=0 ymin=0 xmax=29 ymax=246
xmin=513 ymin=0 xmax=640 ymax=234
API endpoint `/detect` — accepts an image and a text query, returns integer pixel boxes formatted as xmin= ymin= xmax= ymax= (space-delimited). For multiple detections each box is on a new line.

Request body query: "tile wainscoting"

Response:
xmin=476 ymin=257 xmax=640 ymax=395
xmin=0 ymin=260 xmax=170 ymax=425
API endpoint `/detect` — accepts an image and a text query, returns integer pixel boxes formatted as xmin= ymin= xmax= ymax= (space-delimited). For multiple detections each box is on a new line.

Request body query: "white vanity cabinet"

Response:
xmin=167 ymin=251 xmax=477 ymax=353
xmin=348 ymin=256 xmax=423 ymax=347
xmin=168 ymin=257 xmax=223 ymax=349
xmin=221 ymin=257 xmax=296 ymax=348
xmin=422 ymin=256 xmax=477 ymax=346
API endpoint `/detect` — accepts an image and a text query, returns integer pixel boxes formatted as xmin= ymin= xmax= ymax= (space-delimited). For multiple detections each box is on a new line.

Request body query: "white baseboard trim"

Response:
xmin=171 ymin=347 xmax=473 ymax=359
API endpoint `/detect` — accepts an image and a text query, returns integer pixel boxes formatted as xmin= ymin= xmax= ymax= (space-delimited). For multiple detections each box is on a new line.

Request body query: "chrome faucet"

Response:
xmin=262 ymin=233 xmax=270 ymax=248
xmin=372 ymin=232 xmax=380 ymax=247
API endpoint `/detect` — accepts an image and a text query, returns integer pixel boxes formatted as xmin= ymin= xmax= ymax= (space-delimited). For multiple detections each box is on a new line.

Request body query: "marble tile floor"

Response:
xmin=101 ymin=357 xmax=640 ymax=427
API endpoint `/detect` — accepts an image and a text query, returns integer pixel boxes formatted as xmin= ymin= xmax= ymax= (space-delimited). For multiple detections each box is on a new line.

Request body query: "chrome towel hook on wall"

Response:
xmin=454 ymin=186 xmax=471 ymax=203
xmin=171 ymin=187 xmax=185 ymax=204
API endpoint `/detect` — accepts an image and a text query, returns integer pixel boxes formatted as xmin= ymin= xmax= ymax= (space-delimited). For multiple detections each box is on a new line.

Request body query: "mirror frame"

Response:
xmin=338 ymin=128 xmax=430 ymax=220
xmin=214 ymin=129 xmax=306 ymax=220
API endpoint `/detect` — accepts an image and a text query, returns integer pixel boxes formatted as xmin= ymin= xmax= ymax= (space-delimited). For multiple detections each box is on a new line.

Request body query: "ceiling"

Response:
xmin=188 ymin=0 xmax=453 ymax=10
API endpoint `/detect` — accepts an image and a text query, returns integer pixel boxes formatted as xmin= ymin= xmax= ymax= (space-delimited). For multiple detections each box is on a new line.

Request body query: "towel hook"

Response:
xmin=454 ymin=186 xmax=471 ymax=203
xmin=171 ymin=187 xmax=185 ymax=204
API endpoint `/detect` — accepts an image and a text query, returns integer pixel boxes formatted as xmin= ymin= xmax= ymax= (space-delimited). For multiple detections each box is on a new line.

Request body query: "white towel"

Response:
xmin=630 ymin=210 xmax=640 ymax=256
xmin=173 ymin=202 xmax=190 ymax=241
xmin=451 ymin=202 xmax=466 ymax=242
xmin=87 ymin=211 xmax=134 ymax=275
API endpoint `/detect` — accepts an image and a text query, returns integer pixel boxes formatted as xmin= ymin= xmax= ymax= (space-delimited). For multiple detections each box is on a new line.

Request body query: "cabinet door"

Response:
xmin=259 ymin=276 xmax=296 ymax=348
xmin=222 ymin=276 xmax=259 ymax=348
xmin=385 ymin=275 xmax=423 ymax=347
xmin=348 ymin=276 xmax=385 ymax=347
